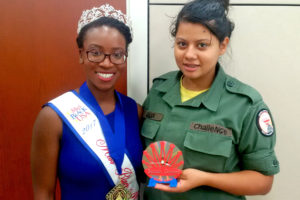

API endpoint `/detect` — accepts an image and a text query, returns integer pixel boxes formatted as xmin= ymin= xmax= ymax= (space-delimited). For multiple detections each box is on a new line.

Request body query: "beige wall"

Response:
xmin=145 ymin=0 xmax=300 ymax=199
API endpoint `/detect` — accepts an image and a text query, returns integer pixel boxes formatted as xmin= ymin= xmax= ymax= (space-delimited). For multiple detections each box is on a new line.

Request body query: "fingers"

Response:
xmin=149 ymin=169 xmax=205 ymax=193
xmin=154 ymin=183 xmax=180 ymax=193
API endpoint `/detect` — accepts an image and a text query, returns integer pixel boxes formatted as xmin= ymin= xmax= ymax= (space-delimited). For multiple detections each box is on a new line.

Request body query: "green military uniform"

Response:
xmin=142 ymin=65 xmax=279 ymax=200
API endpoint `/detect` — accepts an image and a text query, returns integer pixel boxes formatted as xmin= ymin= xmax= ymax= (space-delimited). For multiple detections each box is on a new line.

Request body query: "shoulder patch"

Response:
xmin=225 ymin=77 xmax=262 ymax=103
xmin=256 ymin=109 xmax=274 ymax=136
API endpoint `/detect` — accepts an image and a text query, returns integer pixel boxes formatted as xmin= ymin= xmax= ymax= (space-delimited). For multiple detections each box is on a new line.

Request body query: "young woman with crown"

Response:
xmin=141 ymin=0 xmax=279 ymax=199
xmin=31 ymin=4 xmax=143 ymax=200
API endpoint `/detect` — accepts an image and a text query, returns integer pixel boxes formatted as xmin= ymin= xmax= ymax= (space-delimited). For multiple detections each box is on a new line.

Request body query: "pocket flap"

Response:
xmin=141 ymin=119 xmax=160 ymax=139
xmin=184 ymin=131 xmax=232 ymax=157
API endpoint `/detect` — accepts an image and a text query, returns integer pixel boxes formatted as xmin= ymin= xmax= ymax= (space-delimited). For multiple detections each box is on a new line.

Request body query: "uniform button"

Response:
xmin=272 ymin=160 xmax=279 ymax=167
xmin=227 ymin=80 xmax=235 ymax=87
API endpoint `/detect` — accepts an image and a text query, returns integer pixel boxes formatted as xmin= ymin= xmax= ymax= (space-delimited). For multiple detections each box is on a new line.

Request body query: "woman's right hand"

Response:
xmin=154 ymin=168 xmax=273 ymax=195
xmin=154 ymin=168 xmax=208 ymax=193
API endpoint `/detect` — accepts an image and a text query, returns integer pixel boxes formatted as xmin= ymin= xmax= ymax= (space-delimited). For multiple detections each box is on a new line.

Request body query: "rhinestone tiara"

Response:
xmin=77 ymin=4 xmax=132 ymax=34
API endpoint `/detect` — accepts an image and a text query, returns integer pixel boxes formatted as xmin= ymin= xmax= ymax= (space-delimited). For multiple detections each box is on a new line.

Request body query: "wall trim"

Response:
xmin=126 ymin=0 xmax=148 ymax=104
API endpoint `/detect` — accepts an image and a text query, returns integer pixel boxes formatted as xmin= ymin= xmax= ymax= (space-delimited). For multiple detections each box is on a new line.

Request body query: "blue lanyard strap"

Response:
xmin=79 ymin=82 xmax=125 ymax=174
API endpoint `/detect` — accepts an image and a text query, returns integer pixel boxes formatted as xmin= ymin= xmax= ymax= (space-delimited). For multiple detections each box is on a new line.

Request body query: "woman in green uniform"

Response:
xmin=141 ymin=0 xmax=279 ymax=199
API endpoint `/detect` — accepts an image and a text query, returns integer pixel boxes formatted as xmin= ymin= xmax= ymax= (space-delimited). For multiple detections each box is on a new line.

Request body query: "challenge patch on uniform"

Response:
xmin=190 ymin=122 xmax=232 ymax=136
xmin=257 ymin=109 xmax=274 ymax=136
xmin=143 ymin=111 xmax=164 ymax=121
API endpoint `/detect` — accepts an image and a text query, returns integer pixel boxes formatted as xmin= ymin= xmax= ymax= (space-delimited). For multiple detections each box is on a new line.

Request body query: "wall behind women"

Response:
xmin=0 ymin=0 xmax=126 ymax=199
xmin=133 ymin=0 xmax=300 ymax=199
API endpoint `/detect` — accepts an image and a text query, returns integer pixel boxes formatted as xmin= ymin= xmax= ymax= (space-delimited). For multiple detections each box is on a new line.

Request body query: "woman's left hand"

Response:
xmin=154 ymin=168 xmax=207 ymax=193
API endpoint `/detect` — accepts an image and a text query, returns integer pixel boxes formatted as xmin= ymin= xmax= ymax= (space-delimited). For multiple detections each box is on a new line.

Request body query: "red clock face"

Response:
xmin=142 ymin=141 xmax=184 ymax=182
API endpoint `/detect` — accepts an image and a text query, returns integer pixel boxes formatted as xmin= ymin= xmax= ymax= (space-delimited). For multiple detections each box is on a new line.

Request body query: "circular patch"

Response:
xmin=257 ymin=109 xmax=274 ymax=136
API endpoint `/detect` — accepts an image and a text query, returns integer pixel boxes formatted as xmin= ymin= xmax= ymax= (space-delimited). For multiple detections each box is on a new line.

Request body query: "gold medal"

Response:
xmin=106 ymin=183 xmax=131 ymax=200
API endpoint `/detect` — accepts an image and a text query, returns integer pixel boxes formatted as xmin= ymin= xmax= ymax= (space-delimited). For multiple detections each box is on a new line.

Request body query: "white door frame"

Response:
xmin=126 ymin=0 xmax=148 ymax=104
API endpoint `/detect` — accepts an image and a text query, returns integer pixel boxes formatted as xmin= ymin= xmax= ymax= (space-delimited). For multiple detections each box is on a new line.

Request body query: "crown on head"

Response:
xmin=77 ymin=4 xmax=132 ymax=34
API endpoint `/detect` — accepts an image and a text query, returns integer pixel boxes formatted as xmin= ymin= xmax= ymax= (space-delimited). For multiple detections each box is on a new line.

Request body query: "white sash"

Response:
xmin=49 ymin=91 xmax=139 ymax=199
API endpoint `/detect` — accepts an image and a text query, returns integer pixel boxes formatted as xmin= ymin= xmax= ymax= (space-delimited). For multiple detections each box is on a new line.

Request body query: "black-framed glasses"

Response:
xmin=86 ymin=50 xmax=127 ymax=65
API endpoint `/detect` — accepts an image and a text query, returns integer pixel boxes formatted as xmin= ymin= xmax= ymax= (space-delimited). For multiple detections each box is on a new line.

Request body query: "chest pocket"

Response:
xmin=183 ymin=131 xmax=233 ymax=172
xmin=141 ymin=119 xmax=160 ymax=140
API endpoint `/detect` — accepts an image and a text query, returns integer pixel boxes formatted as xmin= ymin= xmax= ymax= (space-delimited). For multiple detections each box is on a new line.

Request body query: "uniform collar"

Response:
xmin=202 ymin=64 xmax=226 ymax=111
xmin=154 ymin=64 xmax=227 ymax=111
xmin=155 ymin=72 xmax=182 ymax=107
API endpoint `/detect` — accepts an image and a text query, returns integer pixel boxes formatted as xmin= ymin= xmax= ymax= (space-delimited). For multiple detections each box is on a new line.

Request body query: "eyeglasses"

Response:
xmin=86 ymin=50 xmax=127 ymax=65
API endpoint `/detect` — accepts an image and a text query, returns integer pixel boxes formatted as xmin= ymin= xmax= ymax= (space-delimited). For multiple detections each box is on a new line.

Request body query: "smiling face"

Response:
xmin=80 ymin=25 xmax=127 ymax=93
xmin=174 ymin=22 xmax=229 ymax=90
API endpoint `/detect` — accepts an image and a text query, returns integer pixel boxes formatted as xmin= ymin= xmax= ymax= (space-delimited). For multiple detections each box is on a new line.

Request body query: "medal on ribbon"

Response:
xmin=142 ymin=141 xmax=184 ymax=187
xmin=106 ymin=183 xmax=131 ymax=200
